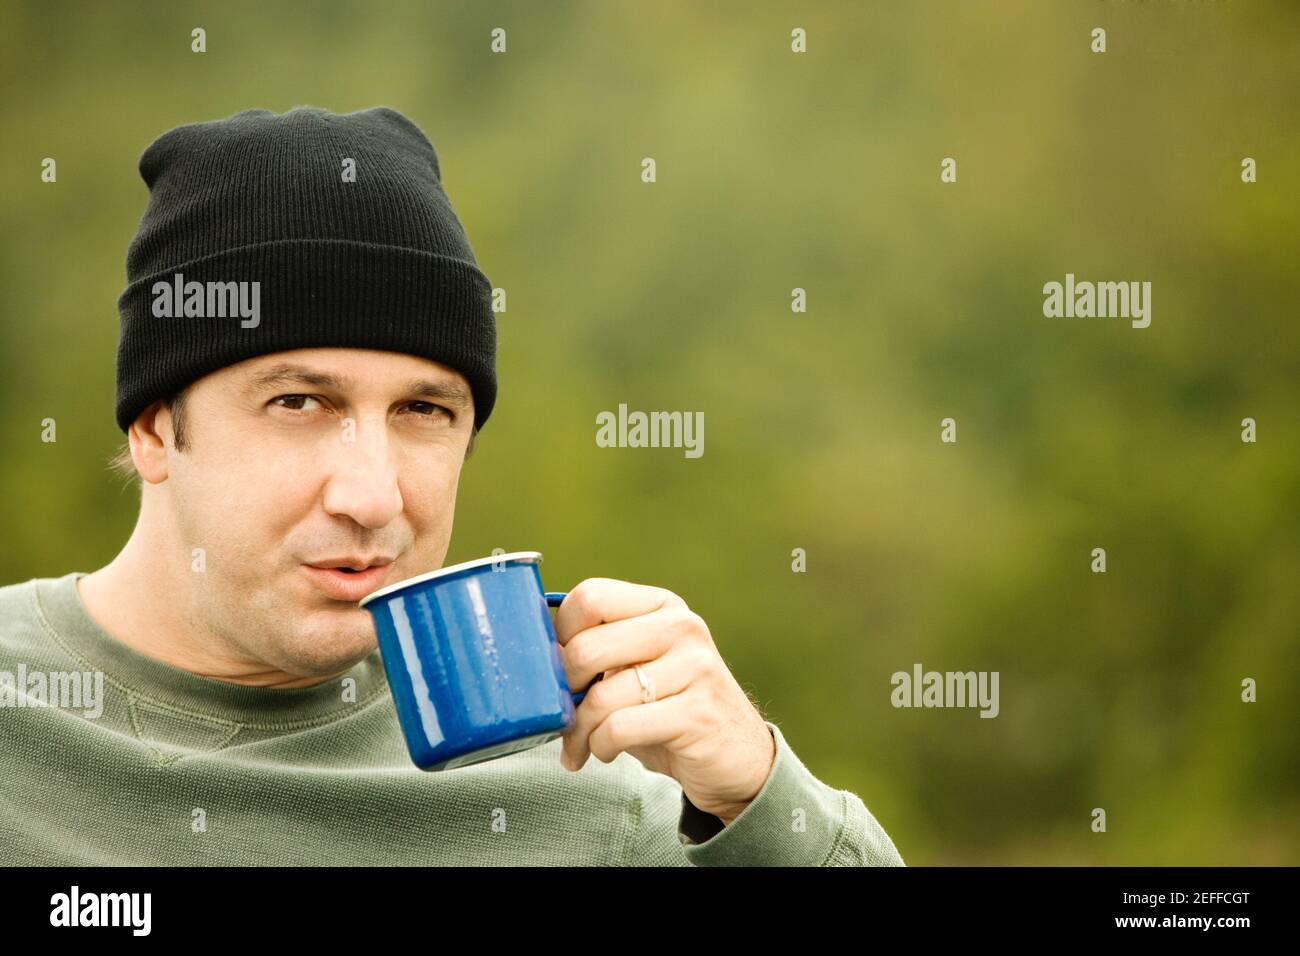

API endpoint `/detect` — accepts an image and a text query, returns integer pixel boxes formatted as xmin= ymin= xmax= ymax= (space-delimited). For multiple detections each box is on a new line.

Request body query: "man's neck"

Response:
xmin=77 ymin=512 xmax=335 ymax=690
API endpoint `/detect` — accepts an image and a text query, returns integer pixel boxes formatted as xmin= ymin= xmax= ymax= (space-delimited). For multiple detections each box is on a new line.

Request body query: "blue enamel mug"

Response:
xmin=358 ymin=551 xmax=598 ymax=771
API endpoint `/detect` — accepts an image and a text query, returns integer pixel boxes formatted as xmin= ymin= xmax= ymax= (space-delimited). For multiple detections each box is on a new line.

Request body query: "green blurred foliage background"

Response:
xmin=2 ymin=1 xmax=1297 ymax=864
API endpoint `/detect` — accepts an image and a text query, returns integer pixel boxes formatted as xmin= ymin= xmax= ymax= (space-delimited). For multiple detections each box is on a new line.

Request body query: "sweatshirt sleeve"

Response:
xmin=629 ymin=720 xmax=905 ymax=866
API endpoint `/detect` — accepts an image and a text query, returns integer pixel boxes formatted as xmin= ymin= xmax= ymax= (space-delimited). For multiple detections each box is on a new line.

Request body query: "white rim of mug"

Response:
xmin=358 ymin=551 xmax=544 ymax=608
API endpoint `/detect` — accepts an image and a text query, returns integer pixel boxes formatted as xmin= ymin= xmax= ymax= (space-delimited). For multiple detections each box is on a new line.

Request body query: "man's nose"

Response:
xmin=320 ymin=418 xmax=404 ymax=529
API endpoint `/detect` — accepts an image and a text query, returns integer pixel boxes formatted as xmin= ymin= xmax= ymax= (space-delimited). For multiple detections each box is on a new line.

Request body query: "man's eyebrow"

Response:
xmin=247 ymin=364 xmax=346 ymax=392
xmin=246 ymin=363 xmax=473 ymax=410
xmin=403 ymin=379 xmax=473 ymax=411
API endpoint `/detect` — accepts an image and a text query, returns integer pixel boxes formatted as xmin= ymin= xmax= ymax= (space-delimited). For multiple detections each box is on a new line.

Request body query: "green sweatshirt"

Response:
xmin=0 ymin=573 xmax=904 ymax=866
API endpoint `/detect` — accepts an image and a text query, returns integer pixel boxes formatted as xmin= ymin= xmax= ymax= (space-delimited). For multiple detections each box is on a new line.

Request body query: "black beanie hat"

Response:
xmin=114 ymin=105 xmax=496 ymax=434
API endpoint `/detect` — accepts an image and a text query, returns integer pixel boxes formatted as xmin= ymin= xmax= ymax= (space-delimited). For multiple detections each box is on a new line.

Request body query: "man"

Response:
xmin=0 ymin=106 xmax=903 ymax=866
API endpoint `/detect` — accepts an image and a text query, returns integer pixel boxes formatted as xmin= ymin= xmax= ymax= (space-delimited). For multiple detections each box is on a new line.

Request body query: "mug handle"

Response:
xmin=546 ymin=592 xmax=603 ymax=704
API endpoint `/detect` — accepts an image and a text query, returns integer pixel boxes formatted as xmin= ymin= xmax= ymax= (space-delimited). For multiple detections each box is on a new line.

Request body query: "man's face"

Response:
xmin=155 ymin=347 xmax=475 ymax=680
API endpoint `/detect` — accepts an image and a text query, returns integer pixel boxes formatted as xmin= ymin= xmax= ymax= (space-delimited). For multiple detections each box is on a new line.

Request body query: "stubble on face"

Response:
xmin=155 ymin=348 xmax=475 ymax=685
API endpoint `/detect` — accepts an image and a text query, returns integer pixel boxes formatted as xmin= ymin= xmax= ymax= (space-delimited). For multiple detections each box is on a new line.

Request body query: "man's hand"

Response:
xmin=553 ymin=578 xmax=776 ymax=825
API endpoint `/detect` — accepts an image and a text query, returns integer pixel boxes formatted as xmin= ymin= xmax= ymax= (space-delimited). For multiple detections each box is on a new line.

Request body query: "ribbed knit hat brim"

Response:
xmin=114 ymin=106 xmax=497 ymax=433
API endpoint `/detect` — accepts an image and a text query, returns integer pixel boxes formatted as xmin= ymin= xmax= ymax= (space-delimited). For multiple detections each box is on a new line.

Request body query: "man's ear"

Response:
xmin=128 ymin=401 xmax=173 ymax=484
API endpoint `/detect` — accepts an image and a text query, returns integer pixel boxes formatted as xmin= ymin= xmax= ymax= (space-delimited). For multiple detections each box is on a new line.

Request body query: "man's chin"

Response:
xmin=287 ymin=612 xmax=378 ymax=667
xmin=279 ymin=646 xmax=378 ymax=683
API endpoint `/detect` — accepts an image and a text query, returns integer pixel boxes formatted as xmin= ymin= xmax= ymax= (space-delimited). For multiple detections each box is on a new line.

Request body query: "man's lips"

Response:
xmin=301 ymin=564 xmax=394 ymax=603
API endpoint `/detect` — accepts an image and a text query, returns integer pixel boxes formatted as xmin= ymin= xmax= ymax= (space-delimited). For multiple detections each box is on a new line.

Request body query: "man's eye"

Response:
xmin=272 ymin=395 xmax=321 ymax=412
xmin=269 ymin=396 xmax=450 ymax=419
xmin=407 ymin=401 xmax=452 ymax=420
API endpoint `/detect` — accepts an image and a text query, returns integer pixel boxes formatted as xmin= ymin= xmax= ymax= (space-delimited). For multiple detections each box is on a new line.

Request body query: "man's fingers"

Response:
xmin=585 ymin=694 xmax=691 ymax=767
xmin=552 ymin=577 xmax=682 ymax=646
xmin=563 ymin=647 xmax=704 ymax=767
xmin=560 ymin=606 xmax=697 ymax=694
